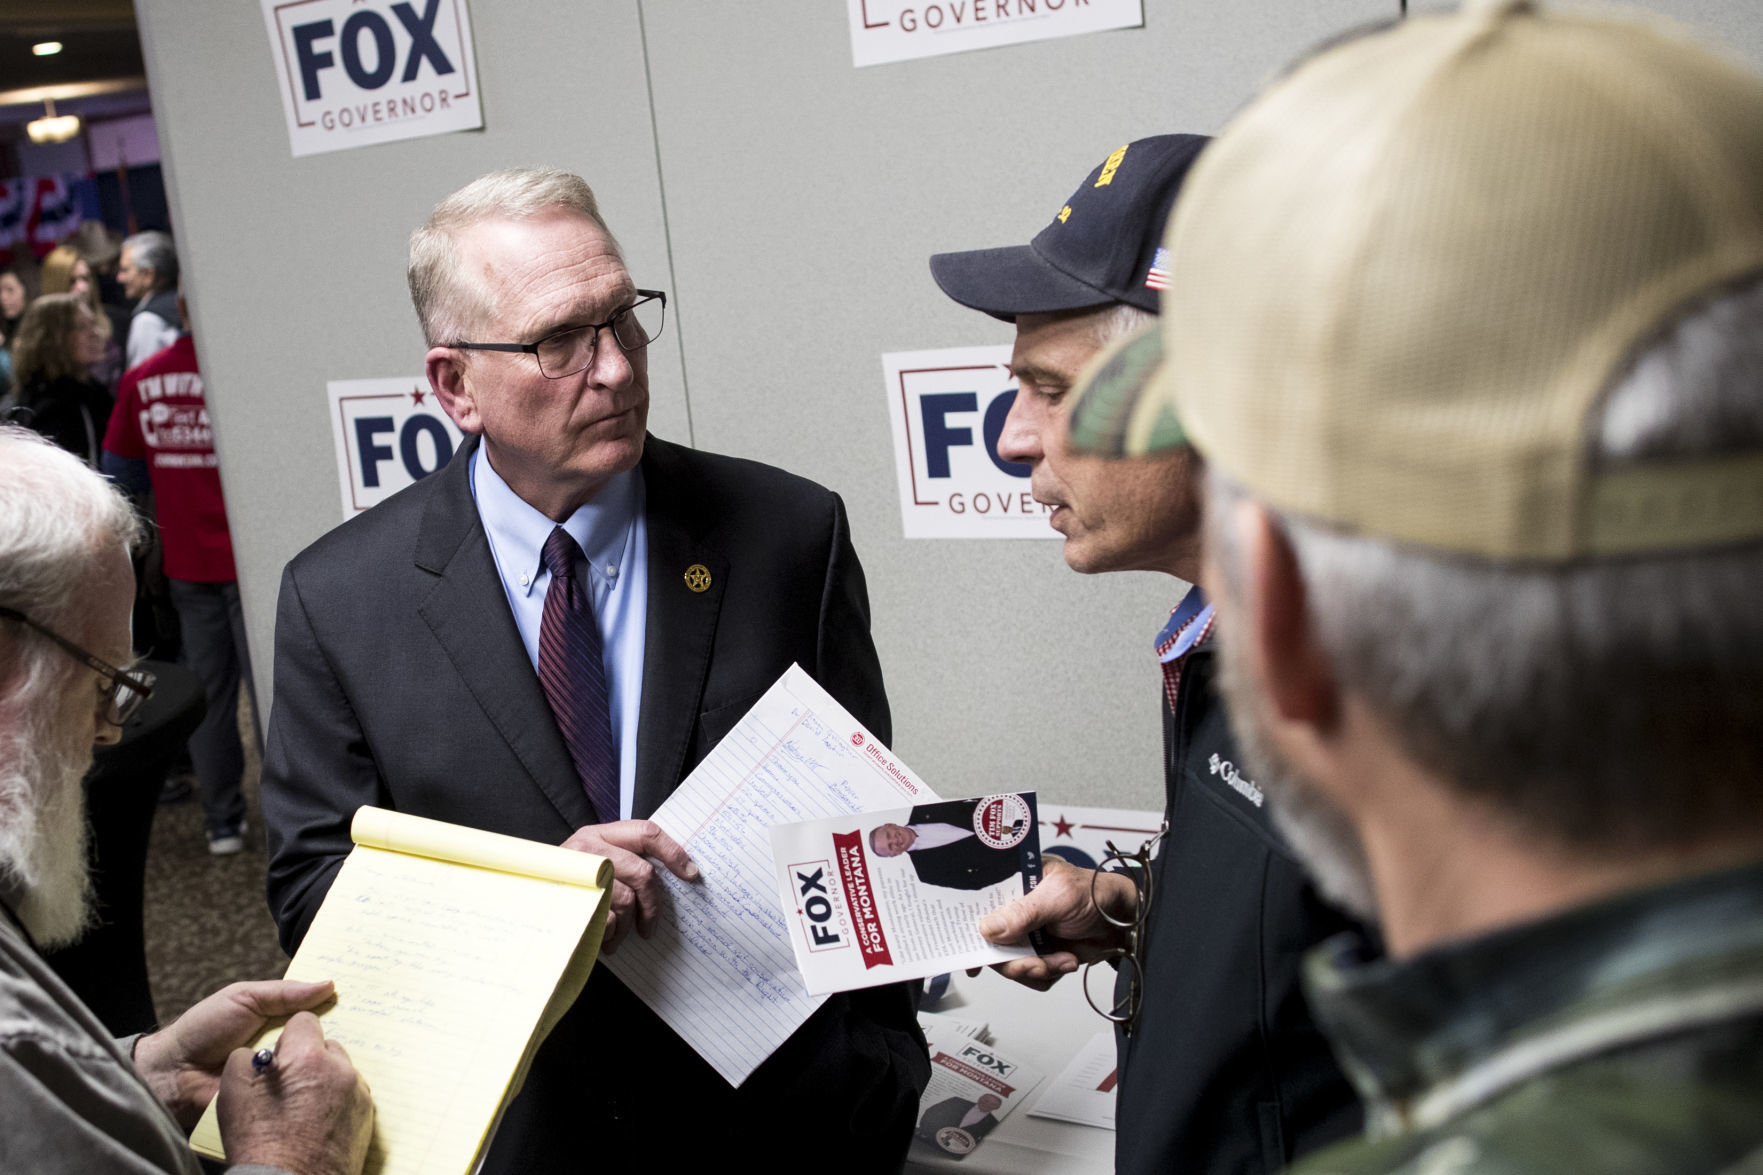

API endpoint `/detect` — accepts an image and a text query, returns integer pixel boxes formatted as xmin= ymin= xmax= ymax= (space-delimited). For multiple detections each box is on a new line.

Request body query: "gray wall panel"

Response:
xmin=640 ymin=1 xmax=1392 ymax=807
xmin=133 ymin=0 xmax=1761 ymax=811
xmin=135 ymin=0 xmax=683 ymax=710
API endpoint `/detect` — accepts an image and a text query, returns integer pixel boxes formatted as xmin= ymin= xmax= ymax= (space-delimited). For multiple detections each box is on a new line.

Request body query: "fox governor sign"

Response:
xmin=847 ymin=0 xmax=1142 ymax=68
xmin=328 ymin=377 xmax=465 ymax=517
xmin=883 ymin=344 xmax=1059 ymax=540
xmin=261 ymin=0 xmax=482 ymax=157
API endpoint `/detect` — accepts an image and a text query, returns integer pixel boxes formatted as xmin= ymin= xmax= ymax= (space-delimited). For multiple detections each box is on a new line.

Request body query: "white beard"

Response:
xmin=1214 ymin=625 xmax=1380 ymax=923
xmin=0 ymin=689 xmax=96 ymax=950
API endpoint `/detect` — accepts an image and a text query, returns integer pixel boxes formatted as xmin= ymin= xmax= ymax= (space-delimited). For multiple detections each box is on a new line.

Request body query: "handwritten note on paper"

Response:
xmin=605 ymin=664 xmax=938 ymax=1086
xmin=191 ymin=809 xmax=611 ymax=1175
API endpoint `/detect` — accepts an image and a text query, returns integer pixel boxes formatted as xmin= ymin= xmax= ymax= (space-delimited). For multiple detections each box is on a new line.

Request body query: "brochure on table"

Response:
xmin=910 ymin=1021 xmax=1044 ymax=1161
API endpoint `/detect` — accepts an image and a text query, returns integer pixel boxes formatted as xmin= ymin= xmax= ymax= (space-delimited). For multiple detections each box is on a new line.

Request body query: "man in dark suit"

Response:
xmin=261 ymin=168 xmax=927 ymax=1174
xmin=871 ymin=800 xmax=1023 ymax=891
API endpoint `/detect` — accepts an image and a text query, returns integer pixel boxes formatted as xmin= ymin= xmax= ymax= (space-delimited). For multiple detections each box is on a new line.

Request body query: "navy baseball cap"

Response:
xmin=929 ymin=134 xmax=1210 ymax=321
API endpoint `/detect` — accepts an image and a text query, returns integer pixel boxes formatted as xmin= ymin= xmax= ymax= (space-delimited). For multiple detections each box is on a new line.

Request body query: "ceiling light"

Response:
xmin=32 ymin=41 xmax=63 ymax=56
xmin=27 ymin=98 xmax=80 ymax=145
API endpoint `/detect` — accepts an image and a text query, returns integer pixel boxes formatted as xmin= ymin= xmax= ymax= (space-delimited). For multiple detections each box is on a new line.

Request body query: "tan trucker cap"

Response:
xmin=1071 ymin=0 xmax=1763 ymax=560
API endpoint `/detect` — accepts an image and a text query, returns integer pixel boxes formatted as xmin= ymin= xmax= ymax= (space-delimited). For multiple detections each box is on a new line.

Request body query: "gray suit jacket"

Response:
xmin=261 ymin=434 xmax=927 ymax=1173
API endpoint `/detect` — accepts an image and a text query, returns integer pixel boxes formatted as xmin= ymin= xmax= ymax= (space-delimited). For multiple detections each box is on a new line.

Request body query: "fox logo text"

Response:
xmin=790 ymin=861 xmax=850 ymax=953
xmin=261 ymin=0 xmax=482 ymax=157
xmin=958 ymin=1044 xmax=1017 ymax=1077
xmin=328 ymin=377 xmax=466 ymax=517
xmin=883 ymin=344 xmax=1060 ymax=540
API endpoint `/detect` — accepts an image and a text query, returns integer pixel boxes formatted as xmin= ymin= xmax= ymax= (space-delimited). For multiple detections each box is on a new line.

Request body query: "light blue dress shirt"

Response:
xmin=1155 ymin=586 xmax=1214 ymax=665
xmin=470 ymin=446 xmax=648 ymax=821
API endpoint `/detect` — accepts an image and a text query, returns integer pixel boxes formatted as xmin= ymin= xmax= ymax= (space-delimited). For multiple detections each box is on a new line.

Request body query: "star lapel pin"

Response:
xmin=683 ymin=563 xmax=712 ymax=593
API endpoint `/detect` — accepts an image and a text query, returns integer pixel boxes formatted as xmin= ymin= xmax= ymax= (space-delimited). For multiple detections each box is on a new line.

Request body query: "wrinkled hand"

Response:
xmin=973 ymin=856 xmax=1135 ymax=990
xmin=217 ymin=1011 xmax=374 ymax=1175
xmin=561 ymin=819 xmax=699 ymax=952
xmin=132 ymin=979 xmax=339 ymax=1129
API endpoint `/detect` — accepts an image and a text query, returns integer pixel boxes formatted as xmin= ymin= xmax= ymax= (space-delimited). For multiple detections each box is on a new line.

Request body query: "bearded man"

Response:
xmin=1 ymin=425 xmax=373 ymax=1175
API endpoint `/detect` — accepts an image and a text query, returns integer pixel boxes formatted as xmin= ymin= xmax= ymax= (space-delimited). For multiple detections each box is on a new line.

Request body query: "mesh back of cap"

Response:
xmin=1165 ymin=1 xmax=1763 ymax=559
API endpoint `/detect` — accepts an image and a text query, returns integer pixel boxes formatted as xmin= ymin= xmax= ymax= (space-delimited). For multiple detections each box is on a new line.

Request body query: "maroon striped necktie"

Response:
xmin=537 ymin=526 xmax=620 ymax=824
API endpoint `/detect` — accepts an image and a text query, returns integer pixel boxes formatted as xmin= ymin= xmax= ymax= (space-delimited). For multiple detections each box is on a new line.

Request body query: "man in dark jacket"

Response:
xmin=263 ymin=168 xmax=926 ymax=1174
xmin=929 ymin=135 xmax=1367 ymax=1175
xmin=1059 ymin=7 xmax=1763 ymax=1173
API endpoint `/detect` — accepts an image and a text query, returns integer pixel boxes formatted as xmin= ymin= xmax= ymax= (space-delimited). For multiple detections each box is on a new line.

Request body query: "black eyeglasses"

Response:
xmin=450 ymin=290 xmax=667 ymax=379
xmin=0 ymin=606 xmax=155 ymax=726
xmin=1080 ymin=820 xmax=1167 ymax=1037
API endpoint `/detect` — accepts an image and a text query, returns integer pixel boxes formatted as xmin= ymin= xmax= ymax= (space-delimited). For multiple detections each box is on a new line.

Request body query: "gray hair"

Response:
xmin=407 ymin=167 xmax=620 ymax=347
xmin=1089 ymin=301 xmax=1155 ymax=349
xmin=121 ymin=230 xmax=177 ymax=290
xmin=0 ymin=427 xmax=144 ymax=704
xmin=1208 ymin=274 xmax=1763 ymax=856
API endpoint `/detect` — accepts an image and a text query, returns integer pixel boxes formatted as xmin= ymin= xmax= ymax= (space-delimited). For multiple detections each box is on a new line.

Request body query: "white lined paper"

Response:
xmin=604 ymin=664 xmax=936 ymax=1084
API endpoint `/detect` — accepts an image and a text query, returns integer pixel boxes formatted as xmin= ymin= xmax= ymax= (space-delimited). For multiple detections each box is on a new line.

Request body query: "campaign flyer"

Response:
xmin=770 ymin=792 xmax=1044 ymax=995
xmin=909 ymin=1022 xmax=1043 ymax=1160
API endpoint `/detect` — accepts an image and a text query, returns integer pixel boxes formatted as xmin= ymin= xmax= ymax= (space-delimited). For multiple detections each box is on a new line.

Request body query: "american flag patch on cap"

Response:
xmin=1144 ymin=247 xmax=1171 ymax=291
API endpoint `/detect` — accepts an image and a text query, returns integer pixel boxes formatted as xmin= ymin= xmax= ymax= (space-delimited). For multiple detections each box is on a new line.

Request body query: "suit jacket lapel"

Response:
xmin=633 ymin=437 xmax=728 ymax=819
xmin=413 ymin=436 xmax=598 ymax=830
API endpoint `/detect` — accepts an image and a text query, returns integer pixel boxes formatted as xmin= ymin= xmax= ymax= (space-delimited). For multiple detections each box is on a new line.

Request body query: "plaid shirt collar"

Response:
xmin=1154 ymin=586 xmax=1215 ymax=713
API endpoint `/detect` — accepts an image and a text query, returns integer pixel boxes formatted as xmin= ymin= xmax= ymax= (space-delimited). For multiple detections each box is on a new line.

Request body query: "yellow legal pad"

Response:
xmin=191 ymin=806 xmax=612 ymax=1175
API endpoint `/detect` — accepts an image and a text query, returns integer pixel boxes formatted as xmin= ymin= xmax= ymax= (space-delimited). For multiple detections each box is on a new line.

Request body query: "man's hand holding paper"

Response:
xmin=560 ymin=818 xmax=700 ymax=951
xmin=976 ymin=856 xmax=1135 ymax=990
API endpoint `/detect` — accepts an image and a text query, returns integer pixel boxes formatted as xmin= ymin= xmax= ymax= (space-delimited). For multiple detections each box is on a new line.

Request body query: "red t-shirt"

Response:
xmin=103 ymin=335 xmax=238 ymax=582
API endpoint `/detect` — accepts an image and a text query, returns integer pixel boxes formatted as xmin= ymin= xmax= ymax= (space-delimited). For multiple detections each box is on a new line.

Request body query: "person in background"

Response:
xmin=0 ymin=266 xmax=31 ymax=405
xmin=40 ymin=244 xmax=122 ymax=391
xmin=77 ymin=230 xmax=187 ymax=768
xmin=8 ymin=294 xmax=111 ymax=465
xmin=0 ymin=268 xmax=27 ymax=344
xmin=39 ymin=245 xmax=87 ymax=297
xmin=103 ymin=294 xmax=259 ymax=855
xmin=73 ymin=221 xmax=132 ymax=354
xmin=117 ymin=231 xmax=180 ymax=370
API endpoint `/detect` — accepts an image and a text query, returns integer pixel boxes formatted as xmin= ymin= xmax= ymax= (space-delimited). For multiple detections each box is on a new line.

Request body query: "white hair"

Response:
xmin=0 ymin=425 xmax=143 ymax=644
xmin=1089 ymin=301 xmax=1155 ymax=349
xmin=407 ymin=167 xmax=621 ymax=347
xmin=0 ymin=426 xmax=142 ymax=944
xmin=121 ymin=229 xmax=178 ymax=290
xmin=0 ymin=685 xmax=97 ymax=947
xmin=1209 ymin=274 xmax=1763 ymax=856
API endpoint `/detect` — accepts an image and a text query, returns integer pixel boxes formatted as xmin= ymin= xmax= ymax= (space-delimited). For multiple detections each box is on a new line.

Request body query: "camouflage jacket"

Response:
xmin=1294 ymin=861 xmax=1763 ymax=1174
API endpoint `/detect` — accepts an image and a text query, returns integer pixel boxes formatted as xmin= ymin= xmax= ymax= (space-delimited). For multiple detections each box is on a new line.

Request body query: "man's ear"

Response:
xmin=1242 ymin=501 xmax=1338 ymax=730
xmin=426 ymin=347 xmax=481 ymax=435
